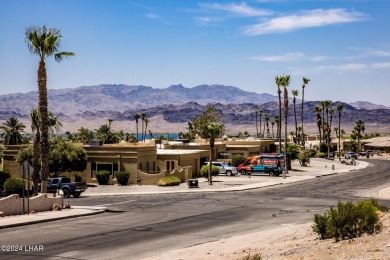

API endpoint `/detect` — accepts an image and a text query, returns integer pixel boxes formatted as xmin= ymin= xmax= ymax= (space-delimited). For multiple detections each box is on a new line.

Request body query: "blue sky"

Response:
xmin=1 ymin=0 xmax=390 ymax=105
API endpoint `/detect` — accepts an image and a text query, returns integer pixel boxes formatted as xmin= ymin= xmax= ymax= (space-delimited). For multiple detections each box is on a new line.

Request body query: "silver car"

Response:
xmin=204 ymin=162 xmax=238 ymax=176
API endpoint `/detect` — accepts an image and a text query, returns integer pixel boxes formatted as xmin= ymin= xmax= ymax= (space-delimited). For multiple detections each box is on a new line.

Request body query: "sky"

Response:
xmin=1 ymin=0 xmax=390 ymax=106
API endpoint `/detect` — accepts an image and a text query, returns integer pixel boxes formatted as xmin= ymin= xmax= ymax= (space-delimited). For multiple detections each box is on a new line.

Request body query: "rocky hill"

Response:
xmin=0 ymin=84 xmax=390 ymax=134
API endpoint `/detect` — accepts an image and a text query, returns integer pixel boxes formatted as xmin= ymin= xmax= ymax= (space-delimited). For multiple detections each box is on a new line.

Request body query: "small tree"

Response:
xmin=200 ymin=165 xmax=219 ymax=178
xmin=231 ymin=154 xmax=247 ymax=167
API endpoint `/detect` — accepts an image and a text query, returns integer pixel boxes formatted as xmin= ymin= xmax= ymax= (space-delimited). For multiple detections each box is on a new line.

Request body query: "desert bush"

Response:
xmin=3 ymin=177 xmax=33 ymax=196
xmin=96 ymin=170 xmax=110 ymax=185
xmin=312 ymin=199 xmax=385 ymax=241
xmin=200 ymin=165 xmax=219 ymax=178
xmin=298 ymin=150 xmax=311 ymax=166
xmin=115 ymin=171 xmax=130 ymax=185
xmin=232 ymin=154 xmax=247 ymax=167
xmin=157 ymin=176 xmax=180 ymax=186
xmin=241 ymin=252 xmax=262 ymax=260
xmin=317 ymin=152 xmax=326 ymax=158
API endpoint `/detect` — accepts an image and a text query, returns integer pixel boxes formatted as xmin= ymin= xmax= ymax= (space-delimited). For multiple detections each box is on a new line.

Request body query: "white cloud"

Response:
xmin=195 ymin=16 xmax=223 ymax=26
xmin=371 ymin=62 xmax=390 ymax=69
xmin=145 ymin=13 xmax=159 ymax=19
xmin=315 ymin=63 xmax=367 ymax=71
xmin=244 ymin=9 xmax=366 ymax=35
xmin=250 ymin=52 xmax=304 ymax=62
xmin=199 ymin=2 xmax=272 ymax=17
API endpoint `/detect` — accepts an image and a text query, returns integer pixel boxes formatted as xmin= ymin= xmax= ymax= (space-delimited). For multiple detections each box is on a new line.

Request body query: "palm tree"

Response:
xmin=141 ymin=113 xmax=146 ymax=142
xmin=301 ymin=77 xmax=310 ymax=146
xmin=321 ymin=100 xmax=326 ymax=144
xmin=282 ymin=75 xmax=290 ymax=173
xmin=134 ymin=113 xmax=140 ymax=142
xmin=336 ymin=103 xmax=344 ymax=161
xmin=328 ymin=107 xmax=334 ymax=159
xmin=0 ymin=117 xmax=26 ymax=145
xmin=275 ymin=76 xmax=283 ymax=153
xmin=25 ymin=25 xmax=75 ymax=193
xmin=108 ymin=118 xmax=113 ymax=128
xmin=205 ymin=122 xmax=222 ymax=185
xmin=315 ymin=105 xmax=322 ymax=143
xmin=323 ymin=100 xmax=332 ymax=158
xmin=292 ymin=89 xmax=299 ymax=144
xmin=255 ymin=110 xmax=259 ymax=138
xmin=271 ymin=121 xmax=275 ymax=138
xmin=274 ymin=115 xmax=280 ymax=139
xmin=354 ymin=119 xmax=365 ymax=152
xmin=264 ymin=113 xmax=270 ymax=137
xmin=258 ymin=109 xmax=263 ymax=138
xmin=144 ymin=118 xmax=149 ymax=140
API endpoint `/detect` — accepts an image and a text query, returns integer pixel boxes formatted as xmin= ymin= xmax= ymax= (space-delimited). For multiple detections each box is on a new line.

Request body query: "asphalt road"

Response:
xmin=1 ymin=159 xmax=390 ymax=260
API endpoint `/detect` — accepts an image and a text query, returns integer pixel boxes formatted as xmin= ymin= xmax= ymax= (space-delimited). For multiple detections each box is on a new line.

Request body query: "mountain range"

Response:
xmin=1 ymin=84 xmax=389 ymax=134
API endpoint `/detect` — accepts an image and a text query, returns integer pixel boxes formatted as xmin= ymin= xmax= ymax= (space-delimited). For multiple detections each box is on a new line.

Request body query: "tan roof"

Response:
xmin=362 ymin=136 xmax=390 ymax=148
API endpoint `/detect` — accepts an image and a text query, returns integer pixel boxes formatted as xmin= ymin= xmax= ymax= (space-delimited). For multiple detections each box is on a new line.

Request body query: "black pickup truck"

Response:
xmin=39 ymin=177 xmax=87 ymax=198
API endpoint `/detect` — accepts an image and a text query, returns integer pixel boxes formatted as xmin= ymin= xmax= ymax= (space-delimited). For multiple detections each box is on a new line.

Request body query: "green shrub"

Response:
xmin=96 ymin=170 xmax=110 ymax=185
xmin=116 ymin=171 xmax=130 ymax=185
xmin=312 ymin=199 xmax=384 ymax=242
xmin=200 ymin=165 xmax=219 ymax=178
xmin=157 ymin=176 xmax=180 ymax=186
xmin=298 ymin=150 xmax=311 ymax=166
xmin=241 ymin=252 xmax=262 ymax=260
xmin=317 ymin=152 xmax=326 ymax=158
xmin=232 ymin=154 xmax=247 ymax=167
xmin=0 ymin=170 xmax=11 ymax=187
xmin=3 ymin=177 xmax=33 ymax=196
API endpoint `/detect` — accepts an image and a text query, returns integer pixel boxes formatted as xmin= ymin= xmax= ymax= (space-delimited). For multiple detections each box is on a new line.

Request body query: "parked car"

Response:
xmin=345 ymin=152 xmax=358 ymax=160
xmin=38 ymin=176 xmax=87 ymax=198
xmin=359 ymin=150 xmax=374 ymax=156
xmin=204 ymin=162 xmax=238 ymax=176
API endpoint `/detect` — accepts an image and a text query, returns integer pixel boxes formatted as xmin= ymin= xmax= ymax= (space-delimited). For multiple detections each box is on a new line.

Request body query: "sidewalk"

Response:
xmin=0 ymin=158 xmax=373 ymax=229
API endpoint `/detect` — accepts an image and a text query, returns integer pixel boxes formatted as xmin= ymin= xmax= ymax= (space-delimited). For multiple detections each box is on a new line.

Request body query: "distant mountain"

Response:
xmin=349 ymin=101 xmax=390 ymax=110
xmin=1 ymin=84 xmax=390 ymax=133
xmin=0 ymin=84 xmax=278 ymax=116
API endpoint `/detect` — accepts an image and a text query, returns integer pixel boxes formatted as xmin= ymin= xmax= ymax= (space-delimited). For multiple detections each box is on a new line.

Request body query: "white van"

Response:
xmin=204 ymin=162 xmax=238 ymax=176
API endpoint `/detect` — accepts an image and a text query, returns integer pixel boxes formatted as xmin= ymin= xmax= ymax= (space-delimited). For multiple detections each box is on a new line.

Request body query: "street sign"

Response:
xmin=20 ymin=160 xmax=34 ymax=179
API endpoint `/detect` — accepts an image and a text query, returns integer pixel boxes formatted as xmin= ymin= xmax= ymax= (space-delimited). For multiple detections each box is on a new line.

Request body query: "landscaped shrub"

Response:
xmin=115 ymin=171 xmax=130 ymax=185
xmin=232 ymin=154 xmax=247 ymax=167
xmin=3 ymin=177 xmax=33 ymax=196
xmin=317 ymin=152 xmax=326 ymax=158
xmin=298 ymin=150 xmax=311 ymax=166
xmin=157 ymin=176 xmax=180 ymax=186
xmin=312 ymin=198 xmax=386 ymax=242
xmin=200 ymin=165 xmax=219 ymax=178
xmin=96 ymin=170 xmax=110 ymax=185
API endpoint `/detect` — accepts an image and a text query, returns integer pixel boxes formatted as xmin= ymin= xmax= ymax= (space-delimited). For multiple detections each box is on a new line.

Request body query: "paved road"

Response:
xmin=1 ymin=159 xmax=390 ymax=260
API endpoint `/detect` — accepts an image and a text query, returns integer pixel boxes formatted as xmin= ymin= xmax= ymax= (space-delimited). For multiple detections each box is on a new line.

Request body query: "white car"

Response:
xmin=204 ymin=162 xmax=238 ymax=176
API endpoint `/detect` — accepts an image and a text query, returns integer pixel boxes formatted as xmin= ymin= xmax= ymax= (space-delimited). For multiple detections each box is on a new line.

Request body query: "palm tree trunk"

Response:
xmin=284 ymin=87 xmax=288 ymax=171
xmin=255 ymin=113 xmax=258 ymax=138
xmin=32 ymin=130 xmax=41 ymax=196
xmin=209 ymin=138 xmax=214 ymax=185
xmin=278 ymin=90 xmax=282 ymax=153
xmin=38 ymin=60 xmax=49 ymax=193
xmin=301 ymin=88 xmax=305 ymax=146
xmin=293 ymin=100 xmax=297 ymax=144
xmin=338 ymin=113 xmax=341 ymax=161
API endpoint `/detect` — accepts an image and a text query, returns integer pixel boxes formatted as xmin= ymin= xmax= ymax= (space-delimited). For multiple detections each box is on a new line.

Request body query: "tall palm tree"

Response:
xmin=0 ymin=117 xmax=26 ymax=145
xmin=336 ymin=103 xmax=344 ymax=161
xmin=282 ymin=75 xmax=290 ymax=173
xmin=301 ymin=77 xmax=310 ymax=146
xmin=292 ymin=89 xmax=299 ymax=144
xmin=264 ymin=113 xmax=270 ymax=138
xmin=205 ymin=122 xmax=222 ymax=185
xmin=323 ymin=100 xmax=332 ymax=158
xmin=328 ymin=107 xmax=334 ymax=158
xmin=141 ymin=113 xmax=146 ymax=142
xmin=255 ymin=110 xmax=259 ymax=138
xmin=258 ymin=109 xmax=263 ymax=138
xmin=274 ymin=115 xmax=280 ymax=139
xmin=315 ymin=105 xmax=322 ymax=143
xmin=25 ymin=25 xmax=75 ymax=193
xmin=271 ymin=121 xmax=275 ymax=138
xmin=321 ymin=100 xmax=326 ymax=144
xmin=275 ymin=76 xmax=283 ymax=153
xmin=144 ymin=118 xmax=149 ymax=140
xmin=134 ymin=113 xmax=140 ymax=142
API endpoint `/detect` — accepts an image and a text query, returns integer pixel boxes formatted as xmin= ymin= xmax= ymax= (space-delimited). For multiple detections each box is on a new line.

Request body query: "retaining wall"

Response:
xmin=0 ymin=194 xmax=63 ymax=216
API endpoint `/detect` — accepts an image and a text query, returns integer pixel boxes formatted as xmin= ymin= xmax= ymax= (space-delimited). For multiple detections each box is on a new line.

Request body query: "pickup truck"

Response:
xmin=39 ymin=177 xmax=87 ymax=198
